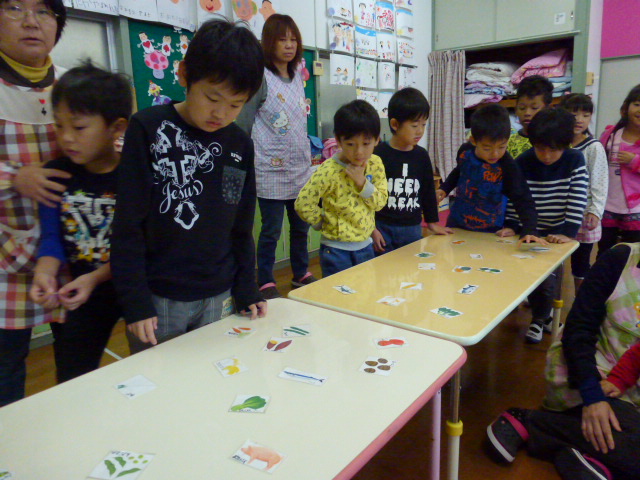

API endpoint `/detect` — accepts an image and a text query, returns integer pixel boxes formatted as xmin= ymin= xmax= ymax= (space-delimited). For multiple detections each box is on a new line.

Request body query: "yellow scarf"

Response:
xmin=0 ymin=51 xmax=52 ymax=83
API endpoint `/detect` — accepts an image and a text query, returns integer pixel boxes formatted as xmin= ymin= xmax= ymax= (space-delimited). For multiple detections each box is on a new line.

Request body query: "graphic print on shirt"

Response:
xmin=61 ymin=190 xmax=116 ymax=265
xmin=150 ymin=120 xmax=221 ymax=230
xmin=386 ymin=163 xmax=421 ymax=211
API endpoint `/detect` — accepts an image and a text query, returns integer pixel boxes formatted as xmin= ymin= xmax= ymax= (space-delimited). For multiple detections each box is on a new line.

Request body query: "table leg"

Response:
xmin=446 ymin=371 xmax=463 ymax=480
xmin=431 ymin=389 xmax=441 ymax=480
xmin=551 ymin=262 xmax=565 ymax=340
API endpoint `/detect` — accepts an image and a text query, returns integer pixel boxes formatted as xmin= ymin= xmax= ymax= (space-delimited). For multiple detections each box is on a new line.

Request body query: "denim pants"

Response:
xmin=0 ymin=327 xmax=32 ymax=407
xmin=320 ymin=243 xmax=375 ymax=277
xmin=375 ymin=220 xmax=422 ymax=256
xmin=257 ymin=198 xmax=310 ymax=286
xmin=127 ymin=290 xmax=232 ymax=354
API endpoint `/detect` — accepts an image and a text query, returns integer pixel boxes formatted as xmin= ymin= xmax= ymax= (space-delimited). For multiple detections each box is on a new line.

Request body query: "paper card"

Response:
xmin=378 ymin=62 xmax=396 ymax=90
xmin=415 ymin=251 xmax=436 ymax=258
xmin=278 ymin=367 xmax=327 ymax=386
xmin=398 ymin=66 xmax=417 ymax=89
xmin=224 ymin=326 xmax=256 ymax=338
xmin=451 ymin=240 xmax=466 ymax=245
xmin=0 ymin=471 xmax=12 ymax=480
xmin=394 ymin=0 xmax=413 ymax=10
xmin=282 ymin=325 xmax=312 ymax=337
xmin=229 ymin=394 xmax=270 ymax=413
xmin=376 ymin=1 xmax=395 ymax=31
xmin=431 ymin=306 xmax=463 ymax=318
xmin=215 ymin=356 xmax=249 ymax=377
xmin=354 ymin=0 xmax=375 ymax=28
xmin=88 ymin=451 xmax=154 ymax=480
xmin=329 ymin=53 xmax=355 ymax=86
xmin=396 ymin=9 xmax=414 ymax=37
xmin=377 ymin=296 xmax=406 ymax=306
xmin=479 ymin=267 xmax=503 ymax=274
xmin=333 ymin=285 xmax=356 ymax=294
xmin=356 ymin=57 xmax=377 ymax=89
xmin=458 ymin=284 xmax=479 ymax=295
xmin=263 ymin=337 xmax=293 ymax=353
xmin=512 ymin=253 xmax=534 ymax=259
xmin=328 ymin=20 xmax=355 ymax=54
xmin=378 ymin=92 xmax=393 ymax=118
xmin=496 ymin=238 xmax=515 ymax=244
xmin=529 ymin=246 xmax=550 ymax=252
xmin=376 ymin=31 xmax=395 ymax=62
xmin=400 ymin=282 xmax=422 ymax=290
xmin=470 ymin=253 xmax=483 ymax=259
xmin=356 ymin=88 xmax=379 ymax=110
xmin=418 ymin=263 xmax=436 ymax=270
xmin=231 ymin=440 xmax=285 ymax=474
xmin=327 ymin=0 xmax=353 ymax=20
xmin=359 ymin=356 xmax=397 ymax=376
xmin=374 ymin=337 xmax=407 ymax=349
xmin=355 ymin=25 xmax=377 ymax=58
xmin=397 ymin=38 xmax=415 ymax=65
xmin=115 ymin=375 xmax=157 ymax=400
xmin=453 ymin=266 xmax=472 ymax=273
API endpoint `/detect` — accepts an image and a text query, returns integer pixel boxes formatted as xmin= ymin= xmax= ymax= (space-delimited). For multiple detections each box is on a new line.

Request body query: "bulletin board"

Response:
xmin=302 ymin=49 xmax=319 ymax=137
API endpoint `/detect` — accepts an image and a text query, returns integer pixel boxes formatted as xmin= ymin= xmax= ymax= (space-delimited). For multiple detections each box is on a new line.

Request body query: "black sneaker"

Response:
xmin=486 ymin=408 xmax=530 ymax=462
xmin=554 ymin=447 xmax=612 ymax=480
xmin=259 ymin=283 xmax=282 ymax=300
xmin=291 ymin=273 xmax=318 ymax=289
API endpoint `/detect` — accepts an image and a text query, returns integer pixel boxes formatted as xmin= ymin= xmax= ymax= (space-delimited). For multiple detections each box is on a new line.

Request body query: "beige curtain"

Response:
xmin=427 ymin=50 xmax=465 ymax=180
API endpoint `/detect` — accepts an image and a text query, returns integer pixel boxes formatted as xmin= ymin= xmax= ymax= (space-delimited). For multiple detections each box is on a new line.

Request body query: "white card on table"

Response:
xmin=377 ymin=296 xmax=406 ymax=306
xmin=374 ymin=337 xmax=407 ymax=349
xmin=88 ymin=451 xmax=154 ymax=480
xmin=359 ymin=356 xmax=397 ymax=376
xmin=458 ymin=284 xmax=479 ymax=295
xmin=229 ymin=394 xmax=270 ymax=413
xmin=400 ymin=282 xmax=423 ymax=290
xmin=333 ymin=285 xmax=356 ymax=294
xmin=114 ymin=375 xmax=157 ymax=400
xmin=418 ymin=262 xmax=436 ymax=270
xmin=263 ymin=337 xmax=293 ymax=353
xmin=452 ymin=266 xmax=472 ymax=273
xmin=224 ymin=326 xmax=256 ymax=338
xmin=431 ymin=306 xmax=463 ymax=318
xmin=0 ymin=471 xmax=12 ymax=480
xmin=470 ymin=253 xmax=483 ymax=259
xmin=496 ymin=238 xmax=515 ymax=244
xmin=512 ymin=253 xmax=534 ymax=259
xmin=278 ymin=367 xmax=327 ymax=386
xmin=479 ymin=267 xmax=503 ymax=274
xmin=282 ymin=324 xmax=312 ymax=337
xmin=529 ymin=246 xmax=550 ymax=252
xmin=231 ymin=440 xmax=285 ymax=474
xmin=415 ymin=251 xmax=435 ymax=258
xmin=215 ymin=356 xmax=248 ymax=377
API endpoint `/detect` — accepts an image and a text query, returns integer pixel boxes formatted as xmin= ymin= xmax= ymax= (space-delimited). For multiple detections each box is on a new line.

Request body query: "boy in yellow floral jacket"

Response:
xmin=295 ymin=100 xmax=388 ymax=276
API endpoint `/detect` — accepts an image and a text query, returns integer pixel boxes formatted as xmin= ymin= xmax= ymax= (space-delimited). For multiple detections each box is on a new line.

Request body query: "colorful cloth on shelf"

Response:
xmin=511 ymin=49 xmax=569 ymax=85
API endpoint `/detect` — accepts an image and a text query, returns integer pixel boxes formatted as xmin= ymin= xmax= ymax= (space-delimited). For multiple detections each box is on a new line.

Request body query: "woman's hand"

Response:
xmin=581 ymin=401 xmax=621 ymax=454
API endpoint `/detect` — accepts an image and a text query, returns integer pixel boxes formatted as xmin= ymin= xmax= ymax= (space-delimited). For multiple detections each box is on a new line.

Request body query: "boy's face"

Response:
xmin=571 ymin=109 xmax=592 ymax=136
xmin=392 ymin=116 xmax=427 ymax=147
xmin=471 ymin=136 xmax=508 ymax=164
xmin=337 ymin=133 xmax=379 ymax=167
xmin=533 ymin=145 xmax=563 ymax=165
xmin=515 ymin=94 xmax=546 ymax=131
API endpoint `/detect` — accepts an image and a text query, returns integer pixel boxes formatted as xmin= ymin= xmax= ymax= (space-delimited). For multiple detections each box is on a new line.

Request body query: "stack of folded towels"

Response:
xmin=464 ymin=61 xmax=519 ymax=108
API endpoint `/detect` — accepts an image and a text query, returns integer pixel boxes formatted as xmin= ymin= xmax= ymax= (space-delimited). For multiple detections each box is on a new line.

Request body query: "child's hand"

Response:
xmin=617 ymin=151 xmax=635 ymax=164
xmin=436 ymin=189 xmax=447 ymax=203
xmin=585 ymin=213 xmax=600 ymax=230
xmin=372 ymin=228 xmax=386 ymax=253
xmin=496 ymin=227 xmax=516 ymax=237
xmin=127 ymin=317 xmax=158 ymax=345
xmin=546 ymin=234 xmax=572 ymax=244
xmin=58 ymin=273 xmax=98 ymax=311
xmin=427 ymin=222 xmax=453 ymax=235
xmin=30 ymin=272 xmax=60 ymax=310
xmin=345 ymin=162 xmax=367 ymax=191
xmin=241 ymin=301 xmax=268 ymax=320
xmin=600 ymin=379 xmax=622 ymax=398
xmin=518 ymin=234 xmax=549 ymax=246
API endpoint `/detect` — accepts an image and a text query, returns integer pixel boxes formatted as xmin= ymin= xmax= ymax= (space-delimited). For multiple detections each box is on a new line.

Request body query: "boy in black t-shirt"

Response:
xmin=373 ymin=88 xmax=451 ymax=254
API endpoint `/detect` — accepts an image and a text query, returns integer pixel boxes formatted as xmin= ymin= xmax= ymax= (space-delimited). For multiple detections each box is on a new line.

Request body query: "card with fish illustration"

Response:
xmin=478 ymin=267 xmax=503 ymax=274
xmin=400 ymin=282 xmax=423 ymax=290
xmin=458 ymin=284 xmax=479 ymax=295
xmin=374 ymin=337 xmax=407 ymax=349
xmin=215 ymin=356 xmax=249 ymax=377
xmin=431 ymin=306 xmax=463 ymax=318
xmin=278 ymin=367 xmax=328 ymax=386
xmin=263 ymin=337 xmax=293 ymax=353
xmin=418 ymin=262 xmax=436 ymax=270
xmin=359 ymin=356 xmax=397 ymax=376
xmin=470 ymin=253 xmax=483 ymax=259
xmin=451 ymin=240 xmax=466 ymax=245
xmin=512 ymin=253 xmax=534 ymax=259
xmin=415 ymin=251 xmax=436 ymax=258
xmin=377 ymin=296 xmax=406 ymax=306
xmin=452 ymin=266 xmax=472 ymax=273
xmin=224 ymin=326 xmax=256 ymax=338
xmin=333 ymin=285 xmax=356 ymax=294
xmin=114 ymin=375 xmax=157 ymax=400
xmin=231 ymin=440 xmax=285 ymax=474
xmin=229 ymin=394 xmax=270 ymax=414
xmin=282 ymin=324 xmax=312 ymax=337
xmin=88 ymin=451 xmax=154 ymax=480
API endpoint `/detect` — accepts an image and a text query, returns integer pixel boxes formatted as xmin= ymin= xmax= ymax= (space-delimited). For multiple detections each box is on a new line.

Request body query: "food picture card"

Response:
xmin=512 ymin=253 xmax=534 ymax=259
xmin=88 ymin=451 xmax=154 ymax=480
xmin=374 ymin=337 xmax=407 ymax=348
xmin=355 ymin=26 xmax=377 ymax=58
xmin=229 ymin=394 xmax=270 ymax=413
xmin=263 ymin=337 xmax=293 ymax=353
xmin=418 ymin=262 xmax=436 ymax=270
xmin=470 ymin=253 xmax=483 ymax=259
xmin=397 ymin=38 xmax=416 ymax=65
xmin=353 ymin=0 xmax=375 ymax=28
xmin=356 ymin=88 xmax=379 ymax=110
xmin=0 ymin=471 xmax=11 ymax=480
xmin=396 ymin=9 xmax=414 ymax=37
xmin=458 ymin=284 xmax=479 ymax=295
xmin=398 ymin=66 xmax=417 ymax=89
xmin=431 ymin=306 xmax=463 ymax=319
xmin=282 ymin=324 xmax=312 ymax=337
xmin=400 ymin=282 xmax=423 ymax=290
xmin=215 ymin=356 xmax=249 ymax=377
xmin=356 ymin=57 xmax=377 ymax=89
xmin=330 ymin=53 xmax=355 ymax=86
xmin=359 ymin=356 xmax=397 ymax=376
xmin=114 ymin=375 xmax=157 ymax=400
xmin=328 ymin=20 xmax=355 ymax=53
xmin=231 ymin=440 xmax=285 ymax=474
xmin=478 ymin=267 xmax=503 ymax=274
xmin=278 ymin=367 xmax=328 ymax=386
xmin=452 ymin=266 xmax=472 ymax=273
xmin=377 ymin=295 xmax=406 ymax=306
xmin=327 ymin=0 xmax=353 ymax=20
xmin=376 ymin=1 xmax=395 ymax=31
xmin=415 ymin=251 xmax=436 ymax=258
xmin=378 ymin=91 xmax=393 ymax=117
xmin=224 ymin=326 xmax=255 ymax=338
xmin=333 ymin=284 xmax=356 ymax=294
xmin=376 ymin=31 xmax=396 ymax=62
xmin=378 ymin=62 xmax=396 ymax=90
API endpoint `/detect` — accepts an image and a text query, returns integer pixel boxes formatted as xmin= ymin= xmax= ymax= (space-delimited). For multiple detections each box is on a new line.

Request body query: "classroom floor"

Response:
xmin=23 ymin=250 xmax=575 ymax=480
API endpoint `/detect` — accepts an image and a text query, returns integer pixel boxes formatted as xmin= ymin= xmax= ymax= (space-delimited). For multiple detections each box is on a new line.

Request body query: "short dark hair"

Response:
xmin=387 ymin=87 xmax=429 ymax=133
xmin=334 ymin=99 xmax=380 ymax=140
xmin=183 ymin=18 xmax=264 ymax=98
xmin=470 ymin=104 xmax=510 ymax=142
xmin=559 ymin=93 xmax=594 ymax=114
xmin=516 ymin=75 xmax=554 ymax=105
xmin=528 ymin=107 xmax=575 ymax=149
xmin=261 ymin=14 xmax=303 ymax=79
xmin=1 ymin=0 xmax=66 ymax=42
xmin=52 ymin=60 xmax=133 ymax=124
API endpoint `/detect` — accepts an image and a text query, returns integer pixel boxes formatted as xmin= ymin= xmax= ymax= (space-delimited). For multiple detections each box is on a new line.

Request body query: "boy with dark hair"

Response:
xmin=30 ymin=62 xmax=132 ymax=383
xmin=508 ymin=75 xmax=554 ymax=159
xmin=111 ymin=19 xmax=267 ymax=352
xmin=295 ymin=100 xmax=388 ymax=276
xmin=503 ymin=108 xmax=588 ymax=343
xmin=372 ymin=88 xmax=451 ymax=255
xmin=437 ymin=104 xmax=540 ymax=242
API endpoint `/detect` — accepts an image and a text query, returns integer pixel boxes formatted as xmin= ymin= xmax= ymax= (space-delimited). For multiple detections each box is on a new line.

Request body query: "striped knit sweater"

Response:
xmin=505 ymin=148 xmax=588 ymax=237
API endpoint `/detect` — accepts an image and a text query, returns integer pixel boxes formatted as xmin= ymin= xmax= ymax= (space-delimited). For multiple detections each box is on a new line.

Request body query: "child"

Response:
xmin=503 ymin=108 xmax=588 ymax=343
xmin=372 ymin=87 xmax=451 ymax=255
xmin=559 ymin=94 xmax=608 ymax=294
xmin=29 ymin=62 xmax=131 ymax=383
xmin=437 ymin=104 xmax=540 ymax=243
xmin=601 ymin=342 xmax=640 ymax=401
xmin=295 ymin=100 xmax=388 ymax=276
xmin=597 ymin=84 xmax=640 ymax=257
xmin=507 ymin=75 xmax=554 ymax=159
xmin=111 ymin=19 xmax=267 ymax=352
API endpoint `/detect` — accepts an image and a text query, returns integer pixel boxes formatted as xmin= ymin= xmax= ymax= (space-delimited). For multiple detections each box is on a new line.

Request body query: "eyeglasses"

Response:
xmin=1 ymin=3 xmax=58 ymax=23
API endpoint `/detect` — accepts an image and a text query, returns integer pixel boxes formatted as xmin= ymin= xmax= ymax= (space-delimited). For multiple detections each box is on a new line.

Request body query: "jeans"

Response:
xmin=127 ymin=290 xmax=232 ymax=354
xmin=375 ymin=221 xmax=422 ymax=256
xmin=0 ymin=327 xmax=32 ymax=407
xmin=320 ymin=243 xmax=375 ymax=277
xmin=257 ymin=198 xmax=310 ymax=286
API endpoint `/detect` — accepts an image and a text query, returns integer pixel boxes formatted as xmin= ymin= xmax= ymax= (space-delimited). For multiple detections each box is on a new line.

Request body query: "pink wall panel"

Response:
xmin=601 ymin=0 xmax=640 ymax=58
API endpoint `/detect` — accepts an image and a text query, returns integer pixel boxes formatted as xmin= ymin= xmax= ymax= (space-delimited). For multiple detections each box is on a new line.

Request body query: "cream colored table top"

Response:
xmin=289 ymin=229 xmax=578 ymax=346
xmin=0 ymin=298 xmax=465 ymax=480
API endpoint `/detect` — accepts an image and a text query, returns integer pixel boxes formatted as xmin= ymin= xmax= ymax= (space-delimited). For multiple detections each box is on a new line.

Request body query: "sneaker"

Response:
xmin=259 ymin=282 xmax=282 ymax=299
xmin=541 ymin=316 xmax=563 ymax=334
xmin=486 ymin=408 xmax=530 ymax=462
xmin=554 ymin=447 xmax=613 ymax=480
xmin=526 ymin=320 xmax=544 ymax=344
xmin=291 ymin=272 xmax=318 ymax=289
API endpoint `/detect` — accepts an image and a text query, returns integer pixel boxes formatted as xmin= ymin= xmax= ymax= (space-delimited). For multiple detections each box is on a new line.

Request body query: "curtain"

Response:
xmin=427 ymin=50 xmax=466 ymax=181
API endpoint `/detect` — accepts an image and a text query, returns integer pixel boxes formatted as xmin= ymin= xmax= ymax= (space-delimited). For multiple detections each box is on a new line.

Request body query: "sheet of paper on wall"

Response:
xmin=73 ymin=0 xmax=118 ymax=16
xmin=398 ymin=66 xmax=417 ymax=89
xmin=397 ymin=39 xmax=416 ymax=66
xmin=356 ymin=58 xmax=378 ymax=89
xmin=119 ymin=0 xmax=159 ymax=22
xmin=328 ymin=19 xmax=355 ymax=54
xmin=376 ymin=31 xmax=396 ymax=62
xmin=327 ymin=0 xmax=353 ymax=21
xmin=232 ymin=0 xmax=280 ymax=40
xmin=157 ymin=0 xmax=196 ymax=31
xmin=376 ymin=0 xmax=395 ymax=31
xmin=378 ymin=62 xmax=396 ymax=90
xmin=330 ymin=53 xmax=356 ymax=86
xmin=355 ymin=26 xmax=377 ymax=58
xmin=394 ymin=0 xmax=413 ymax=10
xmin=396 ymin=9 xmax=414 ymax=38
xmin=197 ymin=0 xmax=229 ymax=28
xmin=354 ymin=0 xmax=376 ymax=28
xmin=357 ymin=88 xmax=379 ymax=110
xmin=378 ymin=91 xmax=393 ymax=118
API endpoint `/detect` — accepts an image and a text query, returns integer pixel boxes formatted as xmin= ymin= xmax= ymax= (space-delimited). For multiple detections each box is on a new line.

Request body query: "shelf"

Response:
xmin=466 ymin=95 xmax=563 ymax=110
